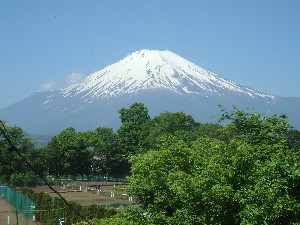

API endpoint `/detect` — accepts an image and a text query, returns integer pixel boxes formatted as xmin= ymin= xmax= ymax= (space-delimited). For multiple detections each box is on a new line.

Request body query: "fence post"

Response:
xmin=105 ymin=192 xmax=108 ymax=209
xmin=90 ymin=190 xmax=92 ymax=206
xmin=15 ymin=209 xmax=19 ymax=225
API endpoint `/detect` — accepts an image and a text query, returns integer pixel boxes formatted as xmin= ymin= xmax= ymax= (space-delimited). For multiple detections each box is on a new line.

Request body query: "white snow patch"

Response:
xmin=58 ymin=49 xmax=274 ymax=101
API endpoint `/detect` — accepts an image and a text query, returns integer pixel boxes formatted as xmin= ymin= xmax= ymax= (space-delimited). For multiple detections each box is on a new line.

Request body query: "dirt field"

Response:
xmin=0 ymin=182 xmax=136 ymax=225
xmin=32 ymin=181 xmax=136 ymax=208
xmin=33 ymin=181 xmax=118 ymax=193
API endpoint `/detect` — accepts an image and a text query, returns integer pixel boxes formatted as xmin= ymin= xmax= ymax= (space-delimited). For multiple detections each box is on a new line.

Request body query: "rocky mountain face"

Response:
xmin=1 ymin=50 xmax=299 ymax=134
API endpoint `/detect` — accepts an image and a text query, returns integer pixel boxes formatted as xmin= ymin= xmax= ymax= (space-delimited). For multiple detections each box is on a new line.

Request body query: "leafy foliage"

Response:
xmin=74 ymin=206 xmax=144 ymax=225
xmin=86 ymin=128 xmax=120 ymax=177
xmin=142 ymin=111 xmax=200 ymax=149
xmin=117 ymin=102 xmax=151 ymax=153
xmin=0 ymin=123 xmax=35 ymax=183
xmin=116 ymin=103 xmax=151 ymax=175
xmin=126 ymin=108 xmax=300 ymax=224
xmin=2 ymin=104 xmax=300 ymax=225
xmin=45 ymin=127 xmax=92 ymax=178
xmin=218 ymin=107 xmax=291 ymax=145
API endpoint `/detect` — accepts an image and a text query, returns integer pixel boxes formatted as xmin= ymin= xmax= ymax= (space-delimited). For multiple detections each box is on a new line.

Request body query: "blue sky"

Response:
xmin=1 ymin=0 xmax=299 ymax=109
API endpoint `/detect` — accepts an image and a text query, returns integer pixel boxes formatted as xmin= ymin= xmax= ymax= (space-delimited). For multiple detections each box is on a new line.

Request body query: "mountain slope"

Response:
xmin=61 ymin=50 xmax=273 ymax=100
xmin=0 ymin=50 xmax=299 ymax=134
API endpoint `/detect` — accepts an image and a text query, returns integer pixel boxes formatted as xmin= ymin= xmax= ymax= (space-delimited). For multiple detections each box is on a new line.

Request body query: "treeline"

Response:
xmin=75 ymin=105 xmax=300 ymax=225
xmin=0 ymin=103 xmax=238 ymax=184
xmin=1 ymin=103 xmax=300 ymax=224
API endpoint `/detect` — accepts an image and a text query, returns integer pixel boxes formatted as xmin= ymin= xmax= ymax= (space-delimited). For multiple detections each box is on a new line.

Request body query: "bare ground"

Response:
xmin=0 ymin=198 xmax=38 ymax=225
xmin=32 ymin=182 xmax=136 ymax=207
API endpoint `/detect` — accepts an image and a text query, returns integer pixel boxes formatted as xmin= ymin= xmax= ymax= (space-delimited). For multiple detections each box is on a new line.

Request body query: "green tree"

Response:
xmin=142 ymin=111 xmax=200 ymax=149
xmin=286 ymin=129 xmax=300 ymax=150
xmin=218 ymin=108 xmax=300 ymax=224
xmin=85 ymin=127 xmax=118 ymax=177
xmin=0 ymin=123 xmax=34 ymax=182
xmin=126 ymin=108 xmax=300 ymax=224
xmin=192 ymin=123 xmax=232 ymax=142
xmin=46 ymin=127 xmax=92 ymax=178
xmin=29 ymin=147 xmax=47 ymax=175
xmin=218 ymin=107 xmax=291 ymax=145
xmin=46 ymin=137 xmax=64 ymax=178
xmin=128 ymin=136 xmax=237 ymax=224
xmin=116 ymin=103 xmax=151 ymax=175
xmin=117 ymin=102 xmax=150 ymax=153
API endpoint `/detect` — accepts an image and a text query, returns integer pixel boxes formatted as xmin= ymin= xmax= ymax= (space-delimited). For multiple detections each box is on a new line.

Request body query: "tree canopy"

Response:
xmin=125 ymin=108 xmax=300 ymax=224
xmin=1 ymin=104 xmax=300 ymax=224
xmin=0 ymin=123 xmax=35 ymax=182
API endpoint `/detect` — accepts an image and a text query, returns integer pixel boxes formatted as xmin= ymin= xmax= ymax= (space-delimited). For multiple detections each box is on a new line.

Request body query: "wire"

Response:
xmin=0 ymin=120 xmax=92 ymax=225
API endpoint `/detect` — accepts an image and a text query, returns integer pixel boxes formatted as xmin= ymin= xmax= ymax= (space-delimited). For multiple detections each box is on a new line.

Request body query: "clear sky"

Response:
xmin=1 ymin=0 xmax=299 ymax=109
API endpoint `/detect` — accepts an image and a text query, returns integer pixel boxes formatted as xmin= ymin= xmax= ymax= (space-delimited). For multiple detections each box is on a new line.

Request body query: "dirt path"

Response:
xmin=0 ymin=198 xmax=12 ymax=212
xmin=0 ymin=198 xmax=16 ymax=225
xmin=0 ymin=199 xmax=38 ymax=225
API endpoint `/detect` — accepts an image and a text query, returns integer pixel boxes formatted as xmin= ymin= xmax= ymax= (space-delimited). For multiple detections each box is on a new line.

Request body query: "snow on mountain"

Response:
xmin=60 ymin=50 xmax=274 ymax=102
xmin=2 ymin=49 xmax=299 ymax=135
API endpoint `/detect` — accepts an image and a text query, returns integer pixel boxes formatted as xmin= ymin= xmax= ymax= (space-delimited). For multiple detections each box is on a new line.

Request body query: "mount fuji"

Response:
xmin=1 ymin=50 xmax=299 ymax=134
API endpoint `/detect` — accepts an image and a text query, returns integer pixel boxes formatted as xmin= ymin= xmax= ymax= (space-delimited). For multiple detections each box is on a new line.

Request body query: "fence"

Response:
xmin=0 ymin=183 xmax=35 ymax=225
xmin=58 ymin=175 xmax=126 ymax=182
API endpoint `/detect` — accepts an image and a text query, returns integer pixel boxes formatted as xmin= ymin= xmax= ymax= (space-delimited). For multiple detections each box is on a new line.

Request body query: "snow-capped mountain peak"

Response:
xmin=3 ymin=49 xmax=300 ymax=135
xmin=61 ymin=49 xmax=274 ymax=101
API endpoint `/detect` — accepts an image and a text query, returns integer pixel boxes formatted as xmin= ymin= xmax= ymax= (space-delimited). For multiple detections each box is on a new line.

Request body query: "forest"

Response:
xmin=0 ymin=102 xmax=300 ymax=224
